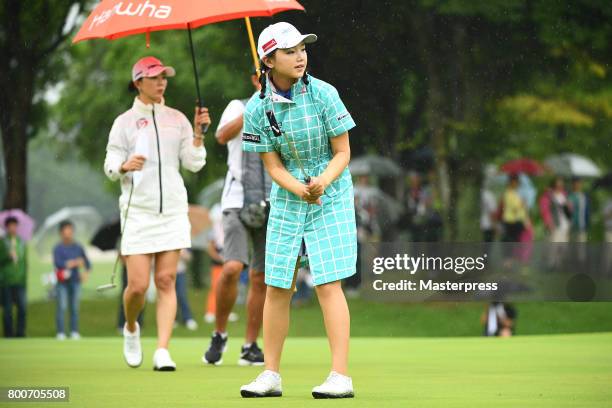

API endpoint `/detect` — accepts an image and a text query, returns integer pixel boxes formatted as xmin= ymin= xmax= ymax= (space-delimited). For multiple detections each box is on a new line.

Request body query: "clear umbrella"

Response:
xmin=545 ymin=153 xmax=602 ymax=178
xmin=33 ymin=206 xmax=103 ymax=256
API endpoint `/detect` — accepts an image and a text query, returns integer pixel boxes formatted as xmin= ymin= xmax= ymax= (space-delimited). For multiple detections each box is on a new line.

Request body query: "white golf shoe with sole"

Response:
xmin=123 ymin=322 xmax=142 ymax=368
xmin=153 ymin=348 xmax=176 ymax=371
xmin=240 ymin=370 xmax=282 ymax=398
xmin=312 ymin=371 xmax=354 ymax=399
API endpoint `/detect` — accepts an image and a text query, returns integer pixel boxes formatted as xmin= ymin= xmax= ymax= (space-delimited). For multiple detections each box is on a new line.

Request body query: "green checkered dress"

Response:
xmin=242 ymin=75 xmax=357 ymax=289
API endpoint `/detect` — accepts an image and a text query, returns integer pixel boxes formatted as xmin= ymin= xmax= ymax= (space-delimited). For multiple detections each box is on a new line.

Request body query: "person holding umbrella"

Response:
xmin=239 ymin=23 xmax=356 ymax=398
xmin=104 ymin=56 xmax=210 ymax=371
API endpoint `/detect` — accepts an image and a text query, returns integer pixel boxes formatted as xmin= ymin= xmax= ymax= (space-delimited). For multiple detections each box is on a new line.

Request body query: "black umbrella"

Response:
xmin=91 ymin=219 xmax=121 ymax=251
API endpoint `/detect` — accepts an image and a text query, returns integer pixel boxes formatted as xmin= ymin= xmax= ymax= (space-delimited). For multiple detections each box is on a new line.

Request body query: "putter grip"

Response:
xmin=201 ymin=123 xmax=209 ymax=135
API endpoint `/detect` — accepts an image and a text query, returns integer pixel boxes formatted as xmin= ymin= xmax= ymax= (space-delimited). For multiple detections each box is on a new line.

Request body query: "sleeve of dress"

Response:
xmin=321 ymin=85 xmax=356 ymax=138
xmin=179 ymin=113 xmax=207 ymax=172
xmin=242 ymin=104 xmax=275 ymax=153
xmin=104 ymin=117 xmax=128 ymax=182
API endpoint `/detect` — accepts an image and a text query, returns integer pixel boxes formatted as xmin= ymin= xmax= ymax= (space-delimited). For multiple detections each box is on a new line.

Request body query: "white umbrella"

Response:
xmin=33 ymin=206 xmax=103 ymax=256
xmin=545 ymin=153 xmax=602 ymax=178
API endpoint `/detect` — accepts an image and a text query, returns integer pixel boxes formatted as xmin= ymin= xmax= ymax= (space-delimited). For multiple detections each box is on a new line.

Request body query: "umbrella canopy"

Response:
xmin=349 ymin=154 xmax=403 ymax=177
xmin=545 ymin=153 xmax=602 ymax=178
xmin=197 ymin=178 xmax=225 ymax=209
xmin=33 ymin=206 xmax=103 ymax=256
xmin=0 ymin=209 xmax=35 ymax=241
xmin=73 ymin=0 xmax=305 ymax=120
xmin=73 ymin=0 xmax=304 ymax=42
xmin=500 ymin=158 xmax=544 ymax=176
xmin=91 ymin=219 xmax=121 ymax=251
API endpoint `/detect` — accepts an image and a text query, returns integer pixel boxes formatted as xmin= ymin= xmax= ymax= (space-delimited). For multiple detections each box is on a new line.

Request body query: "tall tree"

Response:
xmin=0 ymin=0 xmax=86 ymax=210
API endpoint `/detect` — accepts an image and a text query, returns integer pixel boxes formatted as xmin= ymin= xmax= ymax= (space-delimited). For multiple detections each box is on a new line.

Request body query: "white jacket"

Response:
xmin=104 ymin=97 xmax=206 ymax=215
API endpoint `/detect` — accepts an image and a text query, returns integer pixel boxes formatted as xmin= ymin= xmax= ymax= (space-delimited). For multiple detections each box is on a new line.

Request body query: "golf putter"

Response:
xmin=97 ymin=183 xmax=134 ymax=292
xmin=266 ymin=110 xmax=311 ymax=183
xmin=96 ymin=255 xmax=120 ymax=292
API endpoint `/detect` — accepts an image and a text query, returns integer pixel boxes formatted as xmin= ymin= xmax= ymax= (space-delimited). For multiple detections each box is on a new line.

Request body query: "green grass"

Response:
xmin=1 ymin=333 xmax=611 ymax=407
xmin=23 ymin=248 xmax=612 ymax=338
xmin=23 ymin=293 xmax=612 ymax=338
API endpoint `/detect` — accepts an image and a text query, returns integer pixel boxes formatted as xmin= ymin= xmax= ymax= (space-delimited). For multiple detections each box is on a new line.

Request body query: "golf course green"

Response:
xmin=1 ymin=333 xmax=610 ymax=407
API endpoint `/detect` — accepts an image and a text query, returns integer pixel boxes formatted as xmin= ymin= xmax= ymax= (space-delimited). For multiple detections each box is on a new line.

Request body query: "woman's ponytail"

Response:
xmin=258 ymin=62 xmax=269 ymax=99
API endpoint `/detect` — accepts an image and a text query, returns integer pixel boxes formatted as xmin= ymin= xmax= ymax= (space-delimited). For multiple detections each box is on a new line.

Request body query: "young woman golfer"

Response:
xmin=104 ymin=56 xmax=210 ymax=371
xmin=240 ymin=23 xmax=356 ymax=398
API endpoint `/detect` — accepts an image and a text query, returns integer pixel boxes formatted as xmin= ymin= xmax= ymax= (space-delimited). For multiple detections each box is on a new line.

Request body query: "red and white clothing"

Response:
xmin=104 ymin=97 xmax=206 ymax=255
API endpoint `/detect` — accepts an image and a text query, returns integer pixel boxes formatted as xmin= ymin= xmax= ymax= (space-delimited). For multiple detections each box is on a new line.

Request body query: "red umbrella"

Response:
xmin=72 ymin=0 xmax=305 ymax=132
xmin=500 ymin=158 xmax=545 ymax=176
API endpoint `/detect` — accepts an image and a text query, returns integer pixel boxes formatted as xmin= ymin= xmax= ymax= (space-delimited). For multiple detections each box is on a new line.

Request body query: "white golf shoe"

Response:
xmin=123 ymin=322 xmax=142 ymax=368
xmin=240 ymin=370 xmax=282 ymax=398
xmin=312 ymin=371 xmax=354 ymax=399
xmin=153 ymin=348 xmax=176 ymax=371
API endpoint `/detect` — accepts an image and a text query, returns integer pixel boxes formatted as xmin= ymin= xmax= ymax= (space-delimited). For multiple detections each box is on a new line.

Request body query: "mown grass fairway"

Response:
xmin=1 ymin=333 xmax=610 ymax=407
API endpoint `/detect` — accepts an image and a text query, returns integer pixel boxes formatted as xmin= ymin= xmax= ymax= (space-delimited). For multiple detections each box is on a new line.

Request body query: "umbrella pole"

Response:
xmin=244 ymin=17 xmax=260 ymax=76
xmin=187 ymin=23 xmax=208 ymax=134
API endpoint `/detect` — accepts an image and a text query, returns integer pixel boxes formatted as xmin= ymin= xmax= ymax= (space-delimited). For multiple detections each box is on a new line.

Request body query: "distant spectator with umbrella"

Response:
xmin=0 ymin=217 xmax=28 ymax=337
xmin=480 ymin=178 xmax=499 ymax=243
xmin=539 ymin=177 xmax=572 ymax=269
xmin=407 ymin=172 xmax=439 ymax=241
xmin=540 ymin=177 xmax=571 ymax=242
xmin=499 ymin=174 xmax=529 ymax=242
xmin=53 ymin=220 xmax=91 ymax=340
xmin=602 ymin=197 xmax=612 ymax=276
xmin=103 ymin=56 xmax=210 ymax=371
xmin=568 ymin=177 xmax=590 ymax=243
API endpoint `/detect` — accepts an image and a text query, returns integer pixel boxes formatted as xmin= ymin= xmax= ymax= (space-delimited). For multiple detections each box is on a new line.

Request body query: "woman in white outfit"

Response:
xmin=104 ymin=56 xmax=210 ymax=371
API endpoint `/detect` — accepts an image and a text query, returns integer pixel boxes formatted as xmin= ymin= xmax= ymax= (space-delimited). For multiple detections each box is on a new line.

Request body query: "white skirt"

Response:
xmin=120 ymin=211 xmax=191 ymax=255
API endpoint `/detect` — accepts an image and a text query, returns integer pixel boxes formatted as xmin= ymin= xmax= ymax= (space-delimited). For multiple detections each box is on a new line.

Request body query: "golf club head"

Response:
xmin=96 ymin=283 xmax=117 ymax=292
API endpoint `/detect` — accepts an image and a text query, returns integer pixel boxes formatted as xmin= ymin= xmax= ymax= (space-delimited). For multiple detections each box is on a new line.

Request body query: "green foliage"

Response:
xmin=42 ymin=1 xmax=612 ymax=236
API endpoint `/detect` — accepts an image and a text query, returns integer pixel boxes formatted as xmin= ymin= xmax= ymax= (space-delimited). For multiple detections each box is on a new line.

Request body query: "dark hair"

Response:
xmin=4 ymin=216 xmax=18 ymax=227
xmin=59 ymin=220 xmax=74 ymax=232
xmin=128 ymin=79 xmax=140 ymax=93
xmin=258 ymin=51 xmax=310 ymax=99
xmin=509 ymin=173 xmax=519 ymax=183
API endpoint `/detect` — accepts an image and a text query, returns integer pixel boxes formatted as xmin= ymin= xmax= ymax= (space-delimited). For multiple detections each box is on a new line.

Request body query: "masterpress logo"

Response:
xmin=89 ymin=1 xmax=173 ymax=30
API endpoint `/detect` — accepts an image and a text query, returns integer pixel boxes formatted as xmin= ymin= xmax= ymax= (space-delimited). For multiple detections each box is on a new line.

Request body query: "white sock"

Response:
xmin=215 ymin=331 xmax=228 ymax=339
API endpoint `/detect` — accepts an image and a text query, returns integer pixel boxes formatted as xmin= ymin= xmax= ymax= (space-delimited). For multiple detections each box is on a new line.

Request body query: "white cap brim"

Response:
xmin=259 ymin=33 xmax=318 ymax=59
xmin=292 ymin=33 xmax=318 ymax=47
xmin=134 ymin=65 xmax=175 ymax=81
